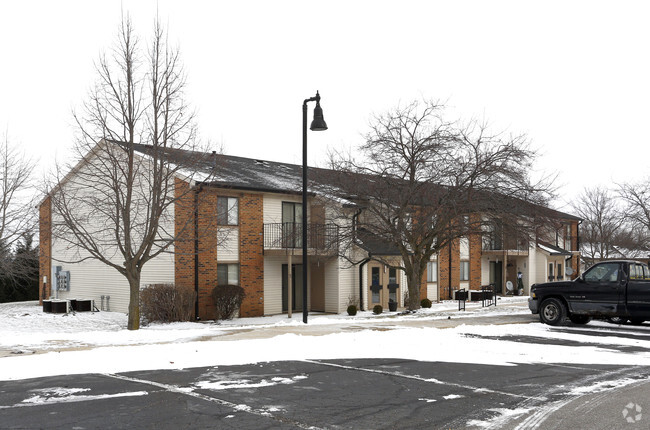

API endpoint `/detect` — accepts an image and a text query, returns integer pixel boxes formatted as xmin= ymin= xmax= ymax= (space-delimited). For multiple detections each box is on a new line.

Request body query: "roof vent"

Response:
xmin=254 ymin=160 xmax=270 ymax=167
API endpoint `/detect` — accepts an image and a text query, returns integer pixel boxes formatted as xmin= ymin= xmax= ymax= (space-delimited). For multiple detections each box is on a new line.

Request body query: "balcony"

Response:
xmin=482 ymin=236 xmax=529 ymax=256
xmin=263 ymin=222 xmax=339 ymax=256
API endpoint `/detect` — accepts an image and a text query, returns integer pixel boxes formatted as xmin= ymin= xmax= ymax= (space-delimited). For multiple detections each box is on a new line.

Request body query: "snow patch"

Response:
xmin=196 ymin=375 xmax=308 ymax=391
xmin=466 ymin=407 xmax=532 ymax=429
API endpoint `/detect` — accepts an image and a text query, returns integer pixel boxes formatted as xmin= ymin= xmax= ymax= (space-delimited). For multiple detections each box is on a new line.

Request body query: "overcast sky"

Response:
xmin=1 ymin=1 xmax=649 ymax=211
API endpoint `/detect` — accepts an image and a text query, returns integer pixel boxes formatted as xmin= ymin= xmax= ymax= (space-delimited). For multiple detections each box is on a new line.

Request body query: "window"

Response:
xmin=388 ymin=268 xmax=398 ymax=302
xmin=281 ymin=202 xmax=303 ymax=248
xmin=548 ymin=263 xmax=554 ymax=281
xmin=371 ymin=267 xmax=380 ymax=303
xmin=557 ymin=263 xmax=563 ymax=280
xmin=217 ymin=263 xmax=239 ymax=285
xmin=584 ymin=262 xmax=619 ymax=283
xmin=217 ymin=197 xmax=238 ymax=225
xmin=427 ymin=261 xmax=438 ymax=283
xmin=460 ymin=261 xmax=469 ymax=281
xmin=388 ymin=268 xmax=398 ymax=284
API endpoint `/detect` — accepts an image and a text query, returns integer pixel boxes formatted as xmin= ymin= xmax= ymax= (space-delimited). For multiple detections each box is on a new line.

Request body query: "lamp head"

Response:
xmin=310 ymin=91 xmax=328 ymax=131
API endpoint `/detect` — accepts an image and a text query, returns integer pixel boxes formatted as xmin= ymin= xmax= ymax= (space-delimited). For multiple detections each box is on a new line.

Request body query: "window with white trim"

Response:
xmin=217 ymin=197 xmax=239 ymax=226
xmin=217 ymin=263 xmax=240 ymax=285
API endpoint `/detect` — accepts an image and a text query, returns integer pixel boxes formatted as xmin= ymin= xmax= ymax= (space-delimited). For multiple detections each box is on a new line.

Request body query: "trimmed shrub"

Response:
xmin=347 ymin=305 xmax=357 ymax=316
xmin=212 ymin=284 xmax=246 ymax=320
xmin=140 ymin=283 xmax=196 ymax=324
xmin=373 ymin=304 xmax=383 ymax=315
xmin=421 ymin=298 xmax=432 ymax=308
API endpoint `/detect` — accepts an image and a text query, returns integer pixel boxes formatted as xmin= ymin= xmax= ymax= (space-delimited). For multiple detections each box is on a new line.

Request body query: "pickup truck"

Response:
xmin=529 ymin=260 xmax=650 ymax=326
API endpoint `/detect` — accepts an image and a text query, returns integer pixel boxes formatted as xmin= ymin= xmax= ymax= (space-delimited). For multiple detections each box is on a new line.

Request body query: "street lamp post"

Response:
xmin=302 ymin=91 xmax=328 ymax=324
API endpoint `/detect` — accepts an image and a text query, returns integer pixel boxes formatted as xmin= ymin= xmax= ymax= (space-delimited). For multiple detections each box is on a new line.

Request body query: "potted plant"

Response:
xmin=388 ymin=298 xmax=397 ymax=312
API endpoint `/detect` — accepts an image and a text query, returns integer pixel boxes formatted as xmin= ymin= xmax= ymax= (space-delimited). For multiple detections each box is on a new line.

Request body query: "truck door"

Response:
xmin=571 ymin=262 xmax=623 ymax=316
xmin=626 ymin=263 xmax=650 ymax=318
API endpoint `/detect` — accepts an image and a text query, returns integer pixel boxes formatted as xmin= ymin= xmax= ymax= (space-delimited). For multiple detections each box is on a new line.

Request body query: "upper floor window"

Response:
xmin=282 ymin=202 xmax=302 ymax=224
xmin=217 ymin=197 xmax=238 ymax=225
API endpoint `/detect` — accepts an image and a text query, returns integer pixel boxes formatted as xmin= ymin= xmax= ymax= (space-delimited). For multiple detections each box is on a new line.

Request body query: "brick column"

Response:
xmin=38 ymin=197 xmax=52 ymax=303
xmin=439 ymin=239 xmax=460 ymax=300
xmin=469 ymin=231 xmax=482 ymax=290
xmin=239 ymin=194 xmax=264 ymax=316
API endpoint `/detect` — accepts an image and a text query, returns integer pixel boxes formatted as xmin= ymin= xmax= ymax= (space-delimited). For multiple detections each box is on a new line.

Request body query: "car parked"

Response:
xmin=529 ymin=260 xmax=650 ymax=326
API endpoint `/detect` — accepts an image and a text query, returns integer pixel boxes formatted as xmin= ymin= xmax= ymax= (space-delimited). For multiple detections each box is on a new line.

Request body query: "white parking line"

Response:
xmin=303 ymin=359 xmax=547 ymax=401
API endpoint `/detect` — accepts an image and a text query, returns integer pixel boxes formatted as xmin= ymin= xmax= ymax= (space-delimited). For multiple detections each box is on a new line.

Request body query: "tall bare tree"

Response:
xmin=321 ymin=100 xmax=554 ymax=309
xmin=49 ymin=16 xmax=210 ymax=330
xmin=570 ymin=186 xmax=625 ymax=266
xmin=0 ymin=132 xmax=37 ymax=282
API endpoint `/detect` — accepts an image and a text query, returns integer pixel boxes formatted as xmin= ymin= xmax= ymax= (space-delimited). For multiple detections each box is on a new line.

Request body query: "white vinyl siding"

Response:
xmin=263 ymin=194 xmax=304 ymax=225
xmin=49 ymin=147 xmax=176 ymax=313
xmin=263 ymin=256 xmax=284 ymax=315
xmin=217 ymin=228 xmax=239 ymax=261
xmin=51 ymin=235 xmax=175 ymax=313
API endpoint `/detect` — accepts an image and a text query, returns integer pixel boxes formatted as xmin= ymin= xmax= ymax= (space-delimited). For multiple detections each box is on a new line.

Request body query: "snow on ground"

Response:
xmin=2 ymin=298 xmax=650 ymax=381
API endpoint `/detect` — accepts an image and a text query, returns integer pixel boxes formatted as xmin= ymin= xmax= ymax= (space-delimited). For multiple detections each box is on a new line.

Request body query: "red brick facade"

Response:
xmin=38 ymin=197 xmax=52 ymax=303
xmin=438 ymin=239 xmax=460 ymax=300
xmin=238 ymin=194 xmax=264 ymax=317
xmin=173 ymin=179 xmax=264 ymax=320
xmin=469 ymin=231 xmax=482 ymax=290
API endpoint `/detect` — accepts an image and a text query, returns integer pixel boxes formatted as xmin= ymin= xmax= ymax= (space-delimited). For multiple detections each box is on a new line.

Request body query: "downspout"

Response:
xmin=194 ymin=186 xmax=201 ymax=320
xmin=576 ymin=220 xmax=582 ymax=277
xmin=448 ymin=243 xmax=452 ymax=300
xmin=352 ymin=207 xmax=369 ymax=310
xmin=359 ymin=256 xmax=371 ymax=311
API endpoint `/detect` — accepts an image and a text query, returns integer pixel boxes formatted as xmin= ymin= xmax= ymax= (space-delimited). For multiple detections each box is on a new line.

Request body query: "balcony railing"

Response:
xmin=264 ymin=222 xmax=339 ymax=254
xmin=483 ymin=235 xmax=529 ymax=254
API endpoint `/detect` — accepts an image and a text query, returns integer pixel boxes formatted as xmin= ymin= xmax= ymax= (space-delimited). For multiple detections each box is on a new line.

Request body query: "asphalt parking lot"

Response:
xmin=2 ymin=356 xmax=649 ymax=429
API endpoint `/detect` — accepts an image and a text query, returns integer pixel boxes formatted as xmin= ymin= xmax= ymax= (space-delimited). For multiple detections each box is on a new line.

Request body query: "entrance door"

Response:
xmin=368 ymin=264 xmax=384 ymax=309
xmin=368 ymin=263 xmax=400 ymax=309
xmin=282 ymin=264 xmax=303 ymax=312
xmin=489 ymin=261 xmax=503 ymax=290
xmin=282 ymin=202 xmax=302 ymax=248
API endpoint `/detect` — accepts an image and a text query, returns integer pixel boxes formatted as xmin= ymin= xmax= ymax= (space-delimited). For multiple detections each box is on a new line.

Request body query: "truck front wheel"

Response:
xmin=540 ymin=298 xmax=566 ymax=326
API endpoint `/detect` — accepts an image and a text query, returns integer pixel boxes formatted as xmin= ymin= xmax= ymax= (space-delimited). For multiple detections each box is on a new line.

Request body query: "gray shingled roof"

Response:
xmin=129 ymin=143 xmax=581 ymax=221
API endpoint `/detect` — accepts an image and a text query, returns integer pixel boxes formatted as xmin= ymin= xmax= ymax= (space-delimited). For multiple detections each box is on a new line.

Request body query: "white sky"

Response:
xmin=1 ymin=1 xmax=649 ymax=210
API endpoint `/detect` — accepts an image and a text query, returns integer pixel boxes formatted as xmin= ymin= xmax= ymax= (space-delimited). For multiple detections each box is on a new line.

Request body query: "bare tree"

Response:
xmin=0 ymin=132 xmax=37 ymax=281
xmin=618 ymin=179 xmax=650 ymax=255
xmin=49 ymin=16 xmax=211 ymax=330
xmin=320 ymin=100 xmax=554 ymax=310
xmin=570 ymin=186 xmax=625 ymax=266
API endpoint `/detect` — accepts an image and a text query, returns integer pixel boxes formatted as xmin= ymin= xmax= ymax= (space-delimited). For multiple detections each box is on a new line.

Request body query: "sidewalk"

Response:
xmin=0 ymin=298 xmax=533 ymax=357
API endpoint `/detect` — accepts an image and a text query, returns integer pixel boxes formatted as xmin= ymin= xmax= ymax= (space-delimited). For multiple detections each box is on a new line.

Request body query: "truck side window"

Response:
xmin=584 ymin=263 xmax=619 ymax=283
xmin=630 ymin=264 xmax=638 ymax=280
